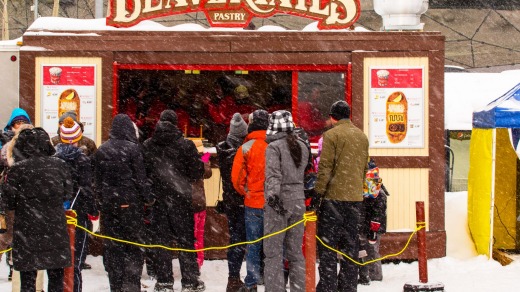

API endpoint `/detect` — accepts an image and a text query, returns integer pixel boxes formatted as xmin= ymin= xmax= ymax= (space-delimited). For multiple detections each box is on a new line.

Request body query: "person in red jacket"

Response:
xmin=231 ymin=109 xmax=270 ymax=292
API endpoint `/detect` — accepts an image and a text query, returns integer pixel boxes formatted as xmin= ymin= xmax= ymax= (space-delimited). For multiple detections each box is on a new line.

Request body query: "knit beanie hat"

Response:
xmin=11 ymin=115 xmax=30 ymax=125
xmin=59 ymin=110 xmax=78 ymax=124
xmin=329 ymin=100 xmax=350 ymax=120
xmin=248 ymin=109 xmax=269 ymax=133
xmin=159 ymin=109 xmax=178 ymax=125
xmin=266 ymin=110 xmax=295 ymax=136
xmin=60 ymin=117 xmax=83 ymax=144
xmin=229 ymin=113 xmax=248 ymax=138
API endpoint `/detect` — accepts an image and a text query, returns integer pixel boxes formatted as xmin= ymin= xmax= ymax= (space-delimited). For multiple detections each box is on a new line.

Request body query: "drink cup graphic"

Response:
xmin=49 ymin=67 xmax=62 ymax=84
xmin=376 ymin=70 xmax=390 ymax=86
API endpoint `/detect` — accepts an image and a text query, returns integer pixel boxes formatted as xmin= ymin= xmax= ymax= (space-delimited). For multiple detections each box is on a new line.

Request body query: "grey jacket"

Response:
xmin=264 ymin=132 xmax=310 ymax=203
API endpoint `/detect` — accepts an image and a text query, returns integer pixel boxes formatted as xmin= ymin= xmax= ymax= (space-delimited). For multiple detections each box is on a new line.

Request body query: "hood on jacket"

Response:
xmin=265 ymin=131 xmax=287 ymax=143
xmin=4 ymin=108 xmax=31 ymax=132
xmin=55 ymin=143 xmax=83 ymax=162
xmin=15 ymin=127 xmax=55 ymax=159
xmin=109 ymin=114 xmax=138 ymax=143
xmin=150 ymin=120 xmax=183 ymax=145
xmin=244 ymin=129 xmax=267 ymax=143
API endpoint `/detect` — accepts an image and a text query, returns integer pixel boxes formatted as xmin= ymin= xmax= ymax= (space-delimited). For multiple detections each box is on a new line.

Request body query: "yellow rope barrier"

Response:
xmin=316 ymin=224 xmax=425 ymax=266
xmin=0 ymin=211 xmax=423 ymax=266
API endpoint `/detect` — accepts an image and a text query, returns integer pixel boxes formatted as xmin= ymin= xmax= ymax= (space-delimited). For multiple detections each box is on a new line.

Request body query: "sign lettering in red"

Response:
xmin=106 ymin=0 xmax=361 ymax=30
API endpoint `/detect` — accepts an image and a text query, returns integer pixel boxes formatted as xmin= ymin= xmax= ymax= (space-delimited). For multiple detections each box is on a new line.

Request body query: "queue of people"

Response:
xmin=0 ymin=99 xmax=387 ymax=292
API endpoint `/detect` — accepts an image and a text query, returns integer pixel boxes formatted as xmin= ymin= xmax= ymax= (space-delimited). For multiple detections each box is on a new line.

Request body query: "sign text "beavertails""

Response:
xmin=106 ymin=0 xmax=360 ymax=29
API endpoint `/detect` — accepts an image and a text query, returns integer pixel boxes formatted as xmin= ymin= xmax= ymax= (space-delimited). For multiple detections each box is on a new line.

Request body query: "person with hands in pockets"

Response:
xmin=263 ymin=110 xmax=310 ymax=292
xmin=2 ymin=127 xmax=73 ymax=292
xmin=93 ymin=114 xmax=153 ymax=292
xmin=314 ymin=101 xmax=369 ymax=292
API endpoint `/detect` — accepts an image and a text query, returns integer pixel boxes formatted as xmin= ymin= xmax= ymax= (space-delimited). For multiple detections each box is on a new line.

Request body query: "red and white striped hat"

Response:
xmin=60 ymin=117 xmax=82 ymax=144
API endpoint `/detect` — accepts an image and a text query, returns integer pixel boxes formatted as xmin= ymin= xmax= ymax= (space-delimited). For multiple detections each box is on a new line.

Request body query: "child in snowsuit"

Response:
xmin=358 ymin=158 xmax=388 ymax=285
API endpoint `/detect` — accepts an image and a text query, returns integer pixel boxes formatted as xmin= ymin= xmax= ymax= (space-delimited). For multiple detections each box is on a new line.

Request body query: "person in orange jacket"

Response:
xmin=231 ymin=109 xmax=270 ymax=292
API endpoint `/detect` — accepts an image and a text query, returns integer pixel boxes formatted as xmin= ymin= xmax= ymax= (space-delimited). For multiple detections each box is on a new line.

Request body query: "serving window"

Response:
xmin=113 ymin=65 xmax=349 ymax=145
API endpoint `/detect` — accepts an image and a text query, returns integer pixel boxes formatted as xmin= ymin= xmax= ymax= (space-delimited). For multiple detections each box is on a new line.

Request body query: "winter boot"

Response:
xmin=181 ymin=279 xmax=205 ymax=292
xmin=226 ymin=277 xmax=244 ymax=292
xmin=237 ymin=285 xmax=257 ymax=292
xmin=358 ymin=275 xmax=371 ymax=286
xmin=154 ymin=282 xmax=174 ymax=292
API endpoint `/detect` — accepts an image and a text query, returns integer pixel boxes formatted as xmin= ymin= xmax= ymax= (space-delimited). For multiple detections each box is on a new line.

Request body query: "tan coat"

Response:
xmin=315 ymin=119 xmax=369 ymax=202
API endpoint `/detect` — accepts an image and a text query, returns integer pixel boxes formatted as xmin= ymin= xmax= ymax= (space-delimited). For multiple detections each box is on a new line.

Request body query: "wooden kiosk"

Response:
xmin=18 ymin=8 xmax=445 ymax=260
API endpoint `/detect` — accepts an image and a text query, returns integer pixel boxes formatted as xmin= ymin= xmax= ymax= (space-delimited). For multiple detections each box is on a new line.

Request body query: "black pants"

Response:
xmin=316 ymin=200 xmax=362 ymax=292
xmin=101 ymin=206 xmax=145 ymax=292
xmin=225 ymin=206 xmax=246 ymax=278
xmin=74 ymin=215 xmax=90 ymax=292
xmin=149 ymin=200 xmax=199 ymax=287
xmin=20 ymin=268 xmax=64 ymax=292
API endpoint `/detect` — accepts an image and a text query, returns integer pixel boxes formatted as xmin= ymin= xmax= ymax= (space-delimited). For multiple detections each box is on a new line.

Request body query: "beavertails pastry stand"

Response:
xmin=19 ymin=1 xmax=446 ymax=260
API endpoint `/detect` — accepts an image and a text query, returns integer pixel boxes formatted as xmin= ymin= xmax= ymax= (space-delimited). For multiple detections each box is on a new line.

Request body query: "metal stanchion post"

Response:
xmin=403 ymin=201 xmax=444 ymax=291
xmin=304 ymin=211 xmax=317 ymax=292
xmin=64 ymin=210 xmax=76 ymax=292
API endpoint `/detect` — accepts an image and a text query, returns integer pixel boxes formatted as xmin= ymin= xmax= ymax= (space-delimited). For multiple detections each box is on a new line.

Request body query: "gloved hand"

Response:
xmin=368 ymin=221 xmax=381 ymax=244
xmin=88 ymin=213 xmax=100 ymax=221
xmin=63 ymin=200 xmax=71 ymax=210
xmin=308 ymin=192 xmax=322 ymax=211
xmin=201 ymin=152 xmax=211 ymax=163
xmin=267 ymin=195 xmax=287 ymax=215
xmin=88 ymin=212 xmax=100 ymax=233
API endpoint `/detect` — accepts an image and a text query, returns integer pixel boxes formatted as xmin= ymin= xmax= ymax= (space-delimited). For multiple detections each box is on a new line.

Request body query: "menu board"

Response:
xmin=368 ymin=67 xmax=425 ymax=148
xmin=40 ymin=65 xmax=97 ymax=142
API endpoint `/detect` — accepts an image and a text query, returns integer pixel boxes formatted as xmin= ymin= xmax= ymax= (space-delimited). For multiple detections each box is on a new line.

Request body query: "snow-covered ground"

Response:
xmin=1 ymin=192 xmax=520 ymax=291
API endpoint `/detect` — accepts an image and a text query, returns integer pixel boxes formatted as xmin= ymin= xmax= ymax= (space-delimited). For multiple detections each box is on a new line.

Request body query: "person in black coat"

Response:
xmin=142 ymin=110 xmax=205 ymax=292
xmin=93 ymin=114 xmax=153 ymax=292
xmin=215 ymin=113 xmax=248 ymax=292
xmin=1 ymin=127 xmax=73 ymax=292
xmin=54 ymin=117 xmax=99 ymax=292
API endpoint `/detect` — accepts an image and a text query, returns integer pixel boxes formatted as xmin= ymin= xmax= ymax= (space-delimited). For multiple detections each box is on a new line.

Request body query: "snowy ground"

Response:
xmin=1 ymin=192 xmax=519 ymax=291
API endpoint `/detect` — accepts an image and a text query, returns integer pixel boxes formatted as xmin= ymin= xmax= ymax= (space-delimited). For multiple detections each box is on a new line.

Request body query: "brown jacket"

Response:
xmin=192 ymin=161 xmax=213 ymax=213
xmin=315 ymin=119 xmax=369 ymax=202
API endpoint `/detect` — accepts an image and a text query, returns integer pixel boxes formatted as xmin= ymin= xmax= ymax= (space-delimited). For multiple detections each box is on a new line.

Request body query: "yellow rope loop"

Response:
xmin=66 ymin=214 xmax=78 ymax=226
xmin=316 ymin=226 xmax=423 ymax=266
xmin=0 ymin=247 xmax=12 ymax=254
xmin=303 ymin=212 xmax=317 ymax=225
xmin=61 ymin=212 xmax=313 ymax=252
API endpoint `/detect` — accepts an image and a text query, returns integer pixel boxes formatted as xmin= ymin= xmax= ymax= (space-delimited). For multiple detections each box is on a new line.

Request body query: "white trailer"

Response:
xmin=0 ymin=38 xmax=21 ymax=128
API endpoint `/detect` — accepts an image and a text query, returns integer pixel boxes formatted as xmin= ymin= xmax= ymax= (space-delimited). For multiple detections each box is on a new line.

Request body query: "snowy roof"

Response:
xmin=0 ymin=37 xmax=22 ymax=50
xmin=445 ymin=71 xmax=520 ymax=130
xmin=25 ymin=17 xmax=371 ymax=34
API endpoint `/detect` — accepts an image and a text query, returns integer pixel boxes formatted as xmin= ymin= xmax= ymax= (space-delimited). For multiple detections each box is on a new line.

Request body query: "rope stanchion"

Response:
xmin=64 ymin=210 xmax=76 ymax=292
xmin=304 ymin=211 xmax=317 ymax=292
xmin=403 ymin=201 xmax=445 ymax=292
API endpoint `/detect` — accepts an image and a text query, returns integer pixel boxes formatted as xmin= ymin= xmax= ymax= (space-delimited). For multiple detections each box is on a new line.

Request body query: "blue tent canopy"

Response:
xmin=473 ymin=83 xmax=520 ymax=129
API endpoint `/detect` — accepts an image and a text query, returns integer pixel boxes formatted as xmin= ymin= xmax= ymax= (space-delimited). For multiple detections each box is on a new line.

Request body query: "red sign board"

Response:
xmin=106 ymin=0 xmax=361 ymax=30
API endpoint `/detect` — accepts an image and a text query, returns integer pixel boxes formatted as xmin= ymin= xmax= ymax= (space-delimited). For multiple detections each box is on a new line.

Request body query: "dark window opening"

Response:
xmin=116 ymin=68 xmax=348 ymax=145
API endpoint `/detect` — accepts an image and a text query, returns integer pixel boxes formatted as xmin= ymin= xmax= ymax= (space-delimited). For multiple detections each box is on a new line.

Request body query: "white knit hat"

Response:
xmin=229 ymin=113 xmax=248 ymax=138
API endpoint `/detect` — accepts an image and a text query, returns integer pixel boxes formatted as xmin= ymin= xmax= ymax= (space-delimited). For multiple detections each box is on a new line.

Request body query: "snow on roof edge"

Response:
xmin=26 ymin=17 xmax=373 ymax=33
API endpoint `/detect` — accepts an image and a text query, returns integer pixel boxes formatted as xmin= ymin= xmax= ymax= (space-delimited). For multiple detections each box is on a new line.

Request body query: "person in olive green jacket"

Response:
xmin=314 ymin=100 xmax=369 ymax=292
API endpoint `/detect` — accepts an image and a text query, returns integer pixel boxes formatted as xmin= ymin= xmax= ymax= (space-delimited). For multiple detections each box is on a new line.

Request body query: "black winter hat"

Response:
xmin=248 ymin=109 xmax=269 ymax=133
xmin=329 ymin=100 xmax=350 ymax=120
xmin=159 ymin=110 xmax=178 ymax=125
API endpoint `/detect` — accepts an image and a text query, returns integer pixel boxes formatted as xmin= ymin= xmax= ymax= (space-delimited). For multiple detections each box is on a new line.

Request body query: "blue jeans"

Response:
xmin=244 ymin=207 xmax=264 ymax=288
